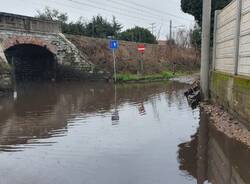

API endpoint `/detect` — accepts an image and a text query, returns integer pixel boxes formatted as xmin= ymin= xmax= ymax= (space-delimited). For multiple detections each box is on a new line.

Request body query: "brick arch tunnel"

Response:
xmin=4 ymin=44 xmax=57 ymax=82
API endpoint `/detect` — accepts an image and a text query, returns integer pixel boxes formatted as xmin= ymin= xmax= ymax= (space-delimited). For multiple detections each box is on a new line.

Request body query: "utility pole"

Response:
xmin=200 ymin=0 xmax=212 ymax=100
xmin=169 ymin=20 xmax=172 ymax=41
xmin=92 ymin=22 xmax=94 ymax=37
xmin=149 ymin=23 xmax=156 ymax=36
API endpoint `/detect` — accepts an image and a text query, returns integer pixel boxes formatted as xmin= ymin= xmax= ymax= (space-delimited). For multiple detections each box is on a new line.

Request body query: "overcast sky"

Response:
xmin=0 ymin=0 xmax=194 ymax=39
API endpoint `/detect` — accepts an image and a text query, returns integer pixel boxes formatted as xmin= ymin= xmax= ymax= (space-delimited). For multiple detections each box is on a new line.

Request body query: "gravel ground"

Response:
xmin=173 ymin=73 xmax=250 ymax=148
xmin=201 ymin=103 xmax=250 ymax=148
xmin=170 ymin=73 xmax=200 ymax=85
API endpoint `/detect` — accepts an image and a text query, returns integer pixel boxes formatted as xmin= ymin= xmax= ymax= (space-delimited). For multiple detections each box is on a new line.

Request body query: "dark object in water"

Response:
xmin=111 ymin=110 xmax=120 ymax=121
xmin=184 ymin=80 xmax=201 ymax=109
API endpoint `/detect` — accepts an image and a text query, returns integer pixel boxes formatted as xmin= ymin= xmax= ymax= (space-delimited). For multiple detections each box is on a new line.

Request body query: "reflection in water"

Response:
xmin=178 ymin=133 xmax=198 ymax=179
xmin=0 ymin=81 xmax=249 ymax=184
xmin=138 ymin=102 xmax=146 ymax=116
xmin=178 ymin=111 xmax=250 ymax=184
xmin=0 ymin=81 xmax=199 ymax=184
xmin=111 ymin=85 xmax=120 ymax=125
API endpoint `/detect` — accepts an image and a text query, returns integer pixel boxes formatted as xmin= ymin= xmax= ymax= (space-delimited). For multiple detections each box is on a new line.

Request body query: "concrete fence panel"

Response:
xmin=214 ymin=0 xmax=237 ymax=74
xmin=238 ymin=0 xmax=250 ymax=76
xmin=213 ymin=0 xmax=250 ymax=77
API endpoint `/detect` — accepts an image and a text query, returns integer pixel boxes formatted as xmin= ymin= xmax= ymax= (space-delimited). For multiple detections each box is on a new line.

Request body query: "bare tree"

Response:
xmin=175 ymin=28 xmax=191 ymax=48
xmin=36 ymin=7 xmax=68 ymax=23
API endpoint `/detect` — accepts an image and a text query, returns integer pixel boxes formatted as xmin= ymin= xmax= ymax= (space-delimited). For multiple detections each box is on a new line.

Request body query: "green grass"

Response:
xmin=115 ymin=71 xmax=176 ymax=82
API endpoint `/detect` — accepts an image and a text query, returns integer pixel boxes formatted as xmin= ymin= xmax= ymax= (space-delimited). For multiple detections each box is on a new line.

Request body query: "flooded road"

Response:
xmin=0 ymin=82 xmax=249 ymax=184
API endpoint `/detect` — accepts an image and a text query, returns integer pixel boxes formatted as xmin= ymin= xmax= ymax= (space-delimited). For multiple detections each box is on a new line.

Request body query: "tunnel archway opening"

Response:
xmin=4 ymin=44 xmax=57 ymax=82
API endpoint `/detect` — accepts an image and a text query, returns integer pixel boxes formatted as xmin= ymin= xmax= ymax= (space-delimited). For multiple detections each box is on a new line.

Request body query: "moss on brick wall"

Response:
xmin=0 ymin=60 xmax=11 ymax=73
xmin=234 ymin=75 xmax=250 ymax=91
xmin=211 ymin=71 xmax=250 ymax=126
xmin=0 ymin=59 xmax=12 ymax=92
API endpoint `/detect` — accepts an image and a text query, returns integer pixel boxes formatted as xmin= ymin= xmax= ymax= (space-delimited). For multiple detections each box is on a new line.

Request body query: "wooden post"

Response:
xmin=200 ymin=0 xmax=212 ymax=100
xmin=212 ymin=10 xmax=220 ymax=71
xmin=234 ymin=0 xmax=242 ymax=75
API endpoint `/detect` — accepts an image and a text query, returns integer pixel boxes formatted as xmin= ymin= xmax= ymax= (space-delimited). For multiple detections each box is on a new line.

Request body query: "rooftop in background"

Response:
xmin=158 ymin=40 xmax=166 ymax=45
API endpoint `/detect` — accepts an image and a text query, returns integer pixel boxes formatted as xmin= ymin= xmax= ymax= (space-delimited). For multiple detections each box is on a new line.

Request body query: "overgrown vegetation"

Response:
xmin=116 ymin=71 xmax=175 ymax=82
xmin=190 ymin=25 xmax=201 ymax=49
xmin=181 ymin=0 xmax=232 ymax=27
xmin=35 ymin=7 xmax=156 ymax=44
xmin=181 ymin=0 xmax=232 ymax=47
xmin=0 ymin=61 xmax=11 ymax=74
xmin=118 ymin=27 xmax=157 ymax=44
xmin=67 ymin=35 xmax=200 ymax=75
xmin=35 ymin=7 xmax=200 ymax=79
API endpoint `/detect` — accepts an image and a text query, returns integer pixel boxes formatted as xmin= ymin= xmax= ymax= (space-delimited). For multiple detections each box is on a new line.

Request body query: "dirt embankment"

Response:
xmin=66 ymin=35 xmax=200 ymax=74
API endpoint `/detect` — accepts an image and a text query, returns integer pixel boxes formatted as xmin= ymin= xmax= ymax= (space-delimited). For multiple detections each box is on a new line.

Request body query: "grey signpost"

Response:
xmin=110 ymin=40 xmax=119 ymax=82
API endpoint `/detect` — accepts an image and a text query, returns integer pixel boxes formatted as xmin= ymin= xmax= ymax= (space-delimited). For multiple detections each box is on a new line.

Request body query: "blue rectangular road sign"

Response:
xmin=109 ymin=40 xmax=118 ymax=49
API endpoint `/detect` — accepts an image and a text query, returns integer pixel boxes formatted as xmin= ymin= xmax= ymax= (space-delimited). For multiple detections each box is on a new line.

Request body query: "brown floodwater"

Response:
xmin=0 ymin=81 xmax=249 ymax=184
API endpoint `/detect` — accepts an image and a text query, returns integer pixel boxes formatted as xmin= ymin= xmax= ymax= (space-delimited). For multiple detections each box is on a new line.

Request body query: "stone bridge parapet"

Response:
xmin=0 ymin=12 xmax=61 ymax=34
xmin=0 ymin=12 xmax=104 ymax=92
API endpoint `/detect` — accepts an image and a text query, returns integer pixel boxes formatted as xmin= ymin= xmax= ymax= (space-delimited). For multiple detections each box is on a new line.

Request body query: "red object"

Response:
xmin=137 ymin=44 xmax=145 ymax=53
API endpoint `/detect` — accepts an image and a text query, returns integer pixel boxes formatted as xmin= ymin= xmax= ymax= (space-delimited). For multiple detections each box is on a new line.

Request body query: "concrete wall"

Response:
xmin=214 ymin=1 xmax=237 ymax=74
xmin=178 ymin=111 xmax=250 ymax=183
xmin=213 ymin=0 xmax=250 ymax=76
xmin=0 ymin=12 xmax=61 ymax=34
xmin=207 ymin=127 xmax=250 ymax=184
xmin=211 ymin=0 xmax=250 ymax=124
xmin=210 ymin=71 xmax=250 ymax=126
xmin=239 ymin=0 xmax=250 ymax=76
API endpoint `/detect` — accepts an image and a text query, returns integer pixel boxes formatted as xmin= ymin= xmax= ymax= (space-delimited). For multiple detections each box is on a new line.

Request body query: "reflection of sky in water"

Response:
xmin=0 ymin=82 xmax=198 ymax=184
xmin=1 ymin=82 xmax=248 ymax=184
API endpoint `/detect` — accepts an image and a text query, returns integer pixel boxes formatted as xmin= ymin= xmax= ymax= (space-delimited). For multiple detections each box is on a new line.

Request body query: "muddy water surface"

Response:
xmin=0 ymin=82 xmax=249 ymax=184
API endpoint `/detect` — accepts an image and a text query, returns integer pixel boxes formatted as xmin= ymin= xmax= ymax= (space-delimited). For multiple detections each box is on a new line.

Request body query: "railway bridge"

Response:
xmin=0 ymin=12 xmax=99 ymax=91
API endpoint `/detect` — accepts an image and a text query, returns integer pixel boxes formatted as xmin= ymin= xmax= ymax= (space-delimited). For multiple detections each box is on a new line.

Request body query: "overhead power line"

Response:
xmin=82 ymin=0 xmax=165 ymax=21
xmin=109 ymin=0 xmax=193 ymax=22
xmin=42 ymin=0 xmax=169 ymax=29
xmin=105 ymin=0 xmax=165 ymax=20
xmin=27 ymin=0 xmax=187 ymax=39
xmin=40 ymin=0 xmax=191 ymax=28
xmin=67 ymin=0 xmax=169 ymax=24
xmin=66 ymin=0 xmax=190 ymax=28
xmin=68 ymin=0 xmax=192 ymax=24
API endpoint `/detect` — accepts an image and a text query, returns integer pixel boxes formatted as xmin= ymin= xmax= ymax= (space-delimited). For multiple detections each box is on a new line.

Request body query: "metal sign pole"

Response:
xmin=109 ymin=39 xmax=118 ymax=83
xmin=141 ymin=52 xmax=144 ymax=74
xmin=137 ymin=44 xmax=145 ymax=75
xmin=112 ymin=48 xmax=117 ymax=83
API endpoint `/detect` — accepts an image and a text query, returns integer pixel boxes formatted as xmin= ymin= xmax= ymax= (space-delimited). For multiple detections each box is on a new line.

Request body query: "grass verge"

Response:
xmin=115 ymin=71 xmax=177 ymax=83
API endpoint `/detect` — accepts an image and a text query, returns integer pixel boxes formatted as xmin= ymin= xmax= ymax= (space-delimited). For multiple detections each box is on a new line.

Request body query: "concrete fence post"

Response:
xmin=234 ymin=0 xmax=243 ymax=75
xmin=200 ymin=0 xmax=212 ymax=100
xmin=212 ymin=10 xmax=220 ymax=71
